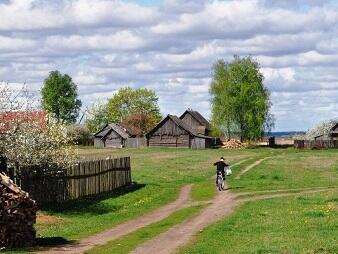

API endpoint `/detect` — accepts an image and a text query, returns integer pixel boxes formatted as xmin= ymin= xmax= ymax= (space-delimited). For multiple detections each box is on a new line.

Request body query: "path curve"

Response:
xmin=37 ymin=185 xmax=192 ymax=254
xmin=130 ymin=184 xmax=237 ymax=254
xmin=235 ymin=157 xmax=269 ymax=179
xmin=239 ymin=187 xmax=338 ymax=203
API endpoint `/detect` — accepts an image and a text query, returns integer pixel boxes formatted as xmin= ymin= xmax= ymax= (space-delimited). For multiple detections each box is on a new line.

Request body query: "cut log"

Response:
xmin=0 ymin=173 xmax=37 ymax=250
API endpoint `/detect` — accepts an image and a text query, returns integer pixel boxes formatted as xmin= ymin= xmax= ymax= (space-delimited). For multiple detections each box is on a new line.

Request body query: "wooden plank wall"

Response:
xmin=294 ymin=140 xmax=338 ymax=149
xmin=17 ymin=157 xmax=131 ymax=204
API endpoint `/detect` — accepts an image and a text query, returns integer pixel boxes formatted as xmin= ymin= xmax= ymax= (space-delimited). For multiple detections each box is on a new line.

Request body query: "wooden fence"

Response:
xmin=294 ymin=140 xmax=338 ymax=149
xmin=13 ymin=157 xmax=131 ymax=204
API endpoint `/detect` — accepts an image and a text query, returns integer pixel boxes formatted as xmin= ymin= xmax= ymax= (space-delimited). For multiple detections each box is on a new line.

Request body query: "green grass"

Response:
xmin=86 ymin=205 xmax=204 ymax=254
xmin=7 ymin=146 xmax=337 ymax=253
xmin=36 ymin=147 xmax=256 ymax=241
xmin=191 ymin=180 xmax=216 ymax=201
xmin=227 ymin=148 xmax=338 ymax=192
xmin=180 ymin=190 xmax=338 ymax=254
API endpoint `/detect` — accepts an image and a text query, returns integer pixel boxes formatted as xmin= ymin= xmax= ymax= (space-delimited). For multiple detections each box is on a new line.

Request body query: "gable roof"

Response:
xmin=94 ymin=123 xmax=130 ymax=139
xmin=180 ymin=110 xmax=210 ymax=129
xmin=146 ymin=114 xmax=216 ymax=140
xmin=146 ymin=114 xmax=194 ymax=137
xmin=330 ymin=122 xmax=338 ymax=134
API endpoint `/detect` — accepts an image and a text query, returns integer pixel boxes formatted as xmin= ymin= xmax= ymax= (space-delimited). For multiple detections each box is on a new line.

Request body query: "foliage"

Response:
xmin=66 ymin=124 xmax=93 ymax=145
xmin=121 ymin=112 xmax=157 ymax=136
xmin=85 ymin=87 xmax=162 ymax=133
xmin=85 ymin=103 xmax=110 ymax=133
xmin=0 ymin=82 xmax=77 ymax=168
xmin=41 ymin=70 xmax=82 ymax=124
xmin=210 ymin=56 xmax=274 ymax=142
xmin=305 ymin=119 xmax=337 ymax=140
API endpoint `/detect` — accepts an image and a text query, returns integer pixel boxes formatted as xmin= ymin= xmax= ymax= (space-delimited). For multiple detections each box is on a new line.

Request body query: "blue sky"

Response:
xmin=0 ymin=0 xmax=338 ymax=131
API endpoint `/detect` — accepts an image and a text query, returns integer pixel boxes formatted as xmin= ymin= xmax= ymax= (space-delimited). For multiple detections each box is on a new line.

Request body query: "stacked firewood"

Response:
xmin=221 ymin=139 xmax=246 ymax=149
xmin=0 ymin=173 xmax=37 ymax=250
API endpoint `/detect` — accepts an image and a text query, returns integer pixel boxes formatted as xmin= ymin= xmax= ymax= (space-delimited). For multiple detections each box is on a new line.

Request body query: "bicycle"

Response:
xmin=216 ymin=171 xmax=225 ymax=191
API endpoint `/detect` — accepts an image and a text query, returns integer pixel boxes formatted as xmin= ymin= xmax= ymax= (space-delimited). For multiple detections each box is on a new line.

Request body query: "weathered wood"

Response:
xmin=13 ymin=157 xmax=131 ymax=205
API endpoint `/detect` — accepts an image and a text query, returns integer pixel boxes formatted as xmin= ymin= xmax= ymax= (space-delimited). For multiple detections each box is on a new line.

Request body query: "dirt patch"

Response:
xmin=37 ymin=213 xmax=64 ymax=225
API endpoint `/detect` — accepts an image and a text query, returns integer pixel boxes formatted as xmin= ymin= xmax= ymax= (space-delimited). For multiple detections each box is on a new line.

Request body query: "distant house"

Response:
xmin=146 ymin=114 xmax=218 ymax=149
xmin=179 ymin=110 xmax=211 ymax=136
xmin=94 ymin=123 xmax=132 ymax=148
xmin=94 ymin=123 xmax=146 ymax=148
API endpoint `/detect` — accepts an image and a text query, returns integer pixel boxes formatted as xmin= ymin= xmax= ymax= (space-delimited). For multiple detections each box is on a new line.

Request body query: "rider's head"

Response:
xmin=220 ymin=157 xmax=224 ymax=161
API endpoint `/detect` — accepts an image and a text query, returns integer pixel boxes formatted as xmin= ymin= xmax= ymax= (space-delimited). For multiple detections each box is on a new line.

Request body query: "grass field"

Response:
xmin=8 ymin=146 xmax=338 ymax=253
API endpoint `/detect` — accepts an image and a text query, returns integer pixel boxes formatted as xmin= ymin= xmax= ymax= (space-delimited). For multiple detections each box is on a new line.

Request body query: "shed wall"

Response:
xmin=94 ymin=138 xmax=105 ymax=148
xmin=180 ymin=113 xmax=207 ymax=135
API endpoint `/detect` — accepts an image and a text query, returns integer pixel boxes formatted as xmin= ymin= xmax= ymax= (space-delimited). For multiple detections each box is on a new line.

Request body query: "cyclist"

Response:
xmin=214 ymin=157 xmax=229 ymax=185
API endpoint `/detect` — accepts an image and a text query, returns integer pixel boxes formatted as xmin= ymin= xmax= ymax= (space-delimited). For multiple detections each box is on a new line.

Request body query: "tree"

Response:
xmin=0 ymin=82 xmax=77 ymax=168
xmin=106 ymin=87 xmax=161 ymax=122
xmin=41 ymin=70 xmax=82 ymax=123
xmin=305 ymin=119 xmax=337 ymax=140
xmin=210 ymin=56 xmax=274 ymax=142
xmin=85 ymin=87 xmax=162 ymax=133
xmin=85 ymin=103 xmax=110 ymax=133
xmin=121 ymin=112 xmax=156 ymax=137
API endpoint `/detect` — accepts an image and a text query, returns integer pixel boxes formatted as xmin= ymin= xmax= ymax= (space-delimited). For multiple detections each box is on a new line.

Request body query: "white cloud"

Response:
xmin=1 ymin=0 xmax=338 ymax=131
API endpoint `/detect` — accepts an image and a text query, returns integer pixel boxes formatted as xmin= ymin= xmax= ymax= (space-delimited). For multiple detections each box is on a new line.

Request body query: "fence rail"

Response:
xmin=13 ymin=157 xmax=131 ymax=204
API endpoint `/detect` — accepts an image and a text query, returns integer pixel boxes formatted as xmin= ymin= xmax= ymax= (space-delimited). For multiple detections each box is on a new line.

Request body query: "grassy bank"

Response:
xmin=181 ymin=190 xmax=338 ymax=254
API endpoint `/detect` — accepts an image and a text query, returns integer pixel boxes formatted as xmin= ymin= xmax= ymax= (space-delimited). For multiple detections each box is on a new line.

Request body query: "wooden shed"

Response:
xmin=330 ymin=122 xmax=338 ymax=139
xmin=146 ymin=115 xmax=218 ymax=149
xmin=94 ymin=123 xmax=131 ymax=148
xmin=179 ymin=110 xmax=211 ymax=136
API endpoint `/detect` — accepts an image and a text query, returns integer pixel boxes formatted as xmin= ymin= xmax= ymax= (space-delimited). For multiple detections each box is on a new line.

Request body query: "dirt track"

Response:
xmin=37 ymin=185 xmax=192 ymax=254
xmin=130 ymin=185 xmax=237 ymax=254
xmin=235 ymin=157 xmax=269 ymax=179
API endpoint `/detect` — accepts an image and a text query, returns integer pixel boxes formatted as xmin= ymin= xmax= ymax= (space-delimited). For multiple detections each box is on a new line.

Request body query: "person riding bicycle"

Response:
xmin=214 ymin=157 xmax=229 ymax=185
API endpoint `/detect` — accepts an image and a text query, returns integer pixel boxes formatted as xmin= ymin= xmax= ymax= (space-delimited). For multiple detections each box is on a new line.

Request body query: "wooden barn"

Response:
xmin=146 ymin=115 xmax=218 ymax=149
xmin=330 ymin=122 xmax=338 ymax=139
xmin=179 ymin=110 xmax=211 ymax=136
xmin=94 ymin=123 xmax=132 ymax=148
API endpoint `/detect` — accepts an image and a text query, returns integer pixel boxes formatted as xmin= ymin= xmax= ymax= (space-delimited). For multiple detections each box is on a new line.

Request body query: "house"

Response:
xmin=179 ymin=109 xmax=211 ymax=136
xmin=146 ymin=114 xmax=218 ymax=149
xmin=94 ymin=123 xmax=147 ymax=148
xmin=94 ymin=123 xmax=132 ymax=148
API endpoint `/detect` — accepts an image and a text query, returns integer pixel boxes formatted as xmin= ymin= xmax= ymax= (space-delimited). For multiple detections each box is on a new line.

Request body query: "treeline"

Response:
xmin=39 ymin=55 xmax=274 ymax=142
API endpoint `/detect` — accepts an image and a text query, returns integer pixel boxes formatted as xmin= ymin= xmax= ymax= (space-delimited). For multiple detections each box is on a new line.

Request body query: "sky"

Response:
xmin=1 ymin=0 xmax=338 ymax=131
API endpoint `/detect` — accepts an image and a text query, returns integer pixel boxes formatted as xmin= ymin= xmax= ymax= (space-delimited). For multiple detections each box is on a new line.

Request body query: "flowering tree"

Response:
xmin=305 ymin=119 xmax=337 ymax=140
xmin=0 ymin=82 xmax=77 ymax=169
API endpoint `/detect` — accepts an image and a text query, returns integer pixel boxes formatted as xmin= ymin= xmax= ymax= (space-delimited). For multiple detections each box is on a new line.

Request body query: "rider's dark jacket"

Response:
xmin=214 ymin=161 xmax=229 ymax=175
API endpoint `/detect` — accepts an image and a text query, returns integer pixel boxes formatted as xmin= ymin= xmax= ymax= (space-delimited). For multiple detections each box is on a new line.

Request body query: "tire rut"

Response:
xmin=130 ymin=184 xmax=237 ymax=254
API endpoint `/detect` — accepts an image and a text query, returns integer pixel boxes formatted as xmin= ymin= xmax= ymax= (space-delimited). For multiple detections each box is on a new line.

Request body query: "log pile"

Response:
xmin=221 ymin=139 xmax=246 ymax=149
xmin=0 ymin=173 xmax=37 ymax=250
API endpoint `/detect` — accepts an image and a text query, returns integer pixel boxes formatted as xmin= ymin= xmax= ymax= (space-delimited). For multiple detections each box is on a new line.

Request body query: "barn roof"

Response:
xmin=146 ymin=114 xmax=214 ymax=139
xmin=180 ymin=110 xmax=210 ymax=129
xmin=94 ymin=123 xmax=130 ymax=139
